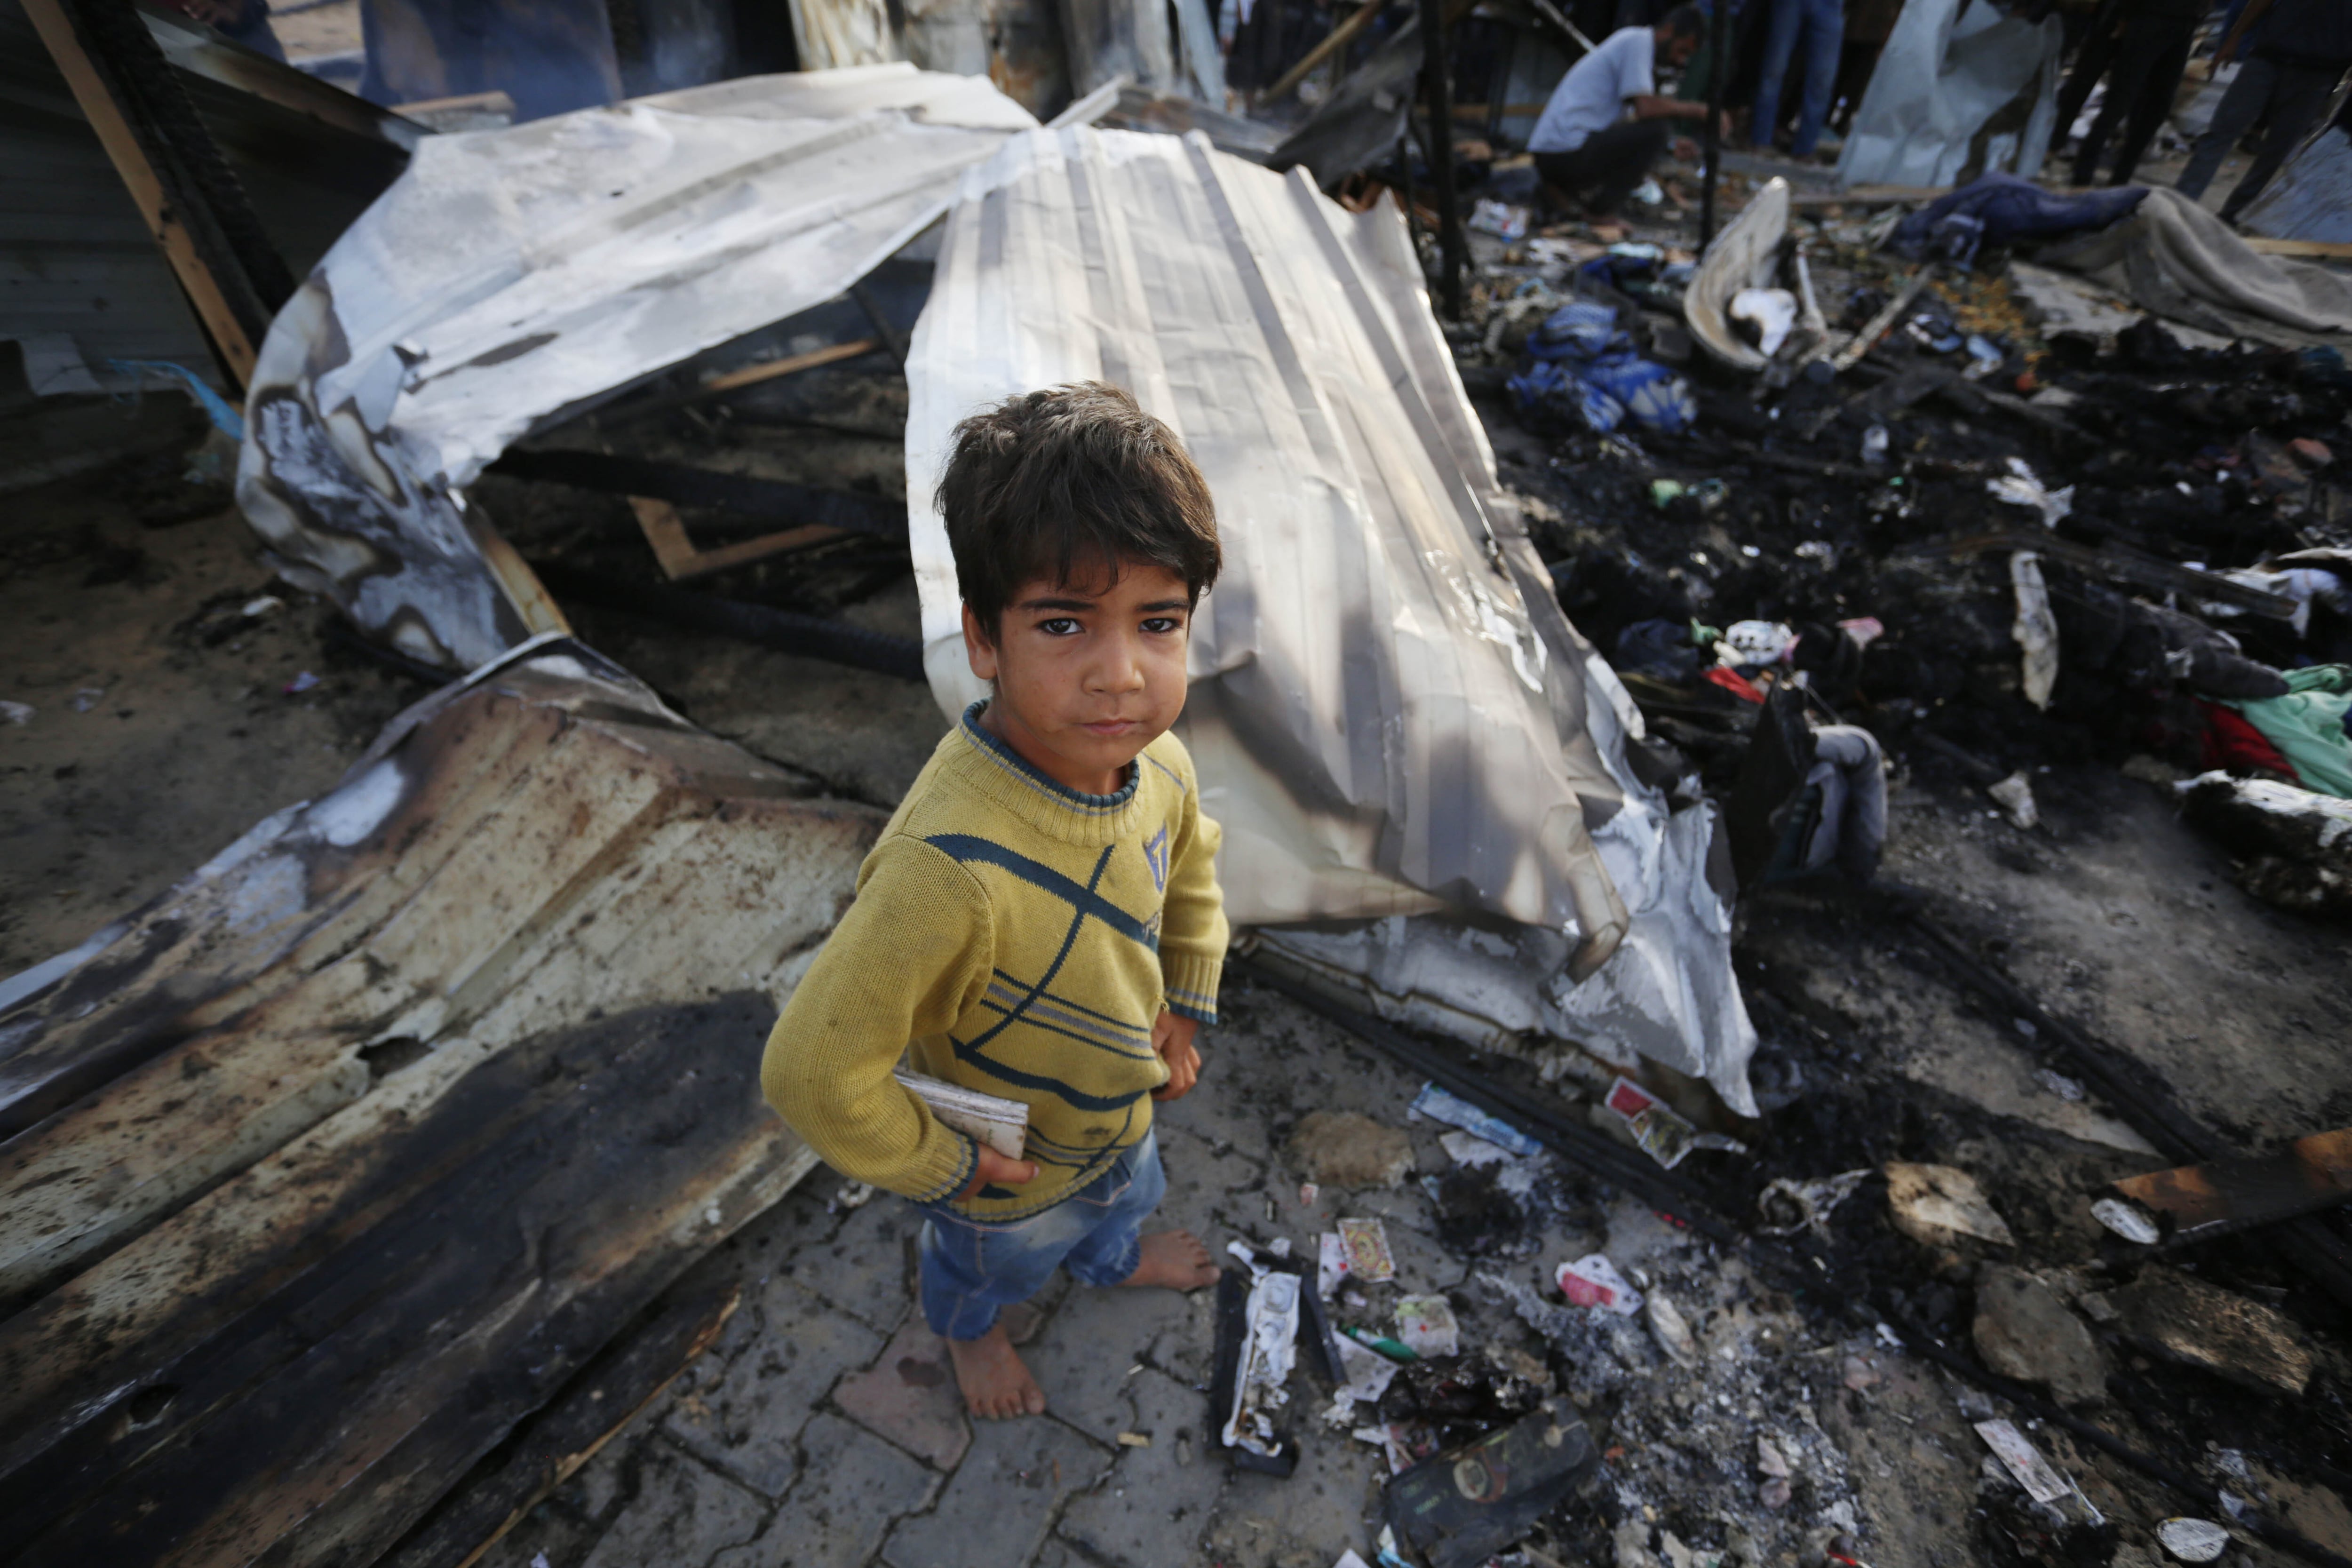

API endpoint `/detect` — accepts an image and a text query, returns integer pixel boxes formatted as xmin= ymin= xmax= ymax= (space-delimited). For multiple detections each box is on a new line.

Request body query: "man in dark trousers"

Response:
xmin=2177 ymin=0 xmax=2352 ymax=222
xmin=1528 ymin=3 xmax=1723 ymax=217
xmin=2067 ymin=0 xmax=2210 ymax=186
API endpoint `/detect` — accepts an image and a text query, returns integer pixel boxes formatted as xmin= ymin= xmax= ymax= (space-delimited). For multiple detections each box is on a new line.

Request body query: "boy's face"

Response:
xmin=962 ymin=561 xmax=1194 ymax=797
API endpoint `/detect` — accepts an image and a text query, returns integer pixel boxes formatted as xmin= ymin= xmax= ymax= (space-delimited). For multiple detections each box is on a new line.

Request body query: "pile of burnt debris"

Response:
xmin=1443 ymin=195 xmax=2352 ymax=921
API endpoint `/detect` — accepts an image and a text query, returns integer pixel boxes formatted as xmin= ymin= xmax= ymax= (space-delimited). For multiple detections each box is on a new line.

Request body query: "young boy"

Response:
xmin=763 ymin=382 xmax=1228 ymax=1419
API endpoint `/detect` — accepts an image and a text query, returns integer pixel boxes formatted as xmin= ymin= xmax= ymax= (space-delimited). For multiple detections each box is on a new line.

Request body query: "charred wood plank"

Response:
xmin=7 ymin=995 xmax=809 ymax=1568
xmin=2114 ymin=1130 xmax=2352 ymax=1245
xmin=381 ymin=1284 xmax=740 ymax=1568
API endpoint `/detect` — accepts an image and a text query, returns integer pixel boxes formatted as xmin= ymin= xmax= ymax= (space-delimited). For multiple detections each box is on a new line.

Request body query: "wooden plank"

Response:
xmin=1266 ymin=0 xmax=1388 ymax=103
xmin=382 ymin=1283 xmax=740 ymax=1568
xmin=8 ymin=996 xmax=807 ymax=1568
xmin=2113 ymin=1128 xmax=2352 ymax=1243
xmin=700 ymin=336 xmax=881 ymax=394
xmin=2243 ymin=236 xmax=2352 ymax=260
xmin=17 ymin=0 xmax=259 ymax=386
xmin=630 ymin=495 xmax=847 ymax=581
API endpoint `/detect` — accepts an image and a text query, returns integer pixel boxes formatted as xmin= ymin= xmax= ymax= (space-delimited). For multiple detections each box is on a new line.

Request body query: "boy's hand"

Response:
xmin=1151 ymin=1011 xmax=1202 ymax=1101
xmin=958 ymin=1144 xmax=1039 ymax=1201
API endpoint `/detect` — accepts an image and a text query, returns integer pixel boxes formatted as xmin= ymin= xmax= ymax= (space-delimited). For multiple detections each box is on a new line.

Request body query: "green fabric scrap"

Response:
xmin=2227 ymin=664 xmax=2352 ymax=799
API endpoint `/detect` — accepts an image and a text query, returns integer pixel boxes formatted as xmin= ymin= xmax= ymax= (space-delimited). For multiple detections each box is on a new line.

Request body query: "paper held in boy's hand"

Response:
xmin=896 ymin=1070 xmax=1029 ymax=1160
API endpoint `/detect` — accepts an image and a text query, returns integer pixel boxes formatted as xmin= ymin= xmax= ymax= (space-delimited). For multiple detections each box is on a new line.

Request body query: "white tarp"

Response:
xmin=1836 ymin=0 xmax=2063 ymax=190
xmin=906 ymin=127 xmax=1756 ymax=1110
xmin=235 ymin=65 xmax=1038 ymax=671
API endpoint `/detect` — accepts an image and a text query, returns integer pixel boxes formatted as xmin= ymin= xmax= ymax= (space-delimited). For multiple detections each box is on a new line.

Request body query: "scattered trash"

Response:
xmin=1603 ymin=1077 xmax=1748 ymax=1169
xmin=1438 ymin=1130 xmax=1517 ymax=1168
xmin=1409 ymin=1082 xmax=1542 ymax=1158
xmin=1720 ymin=620 xmax=1798 ymax=668
xmin=1331 ymin=1332 xmax=1401 ymax=1406
xmin=829 ymin=1180 xmax=875 ymax=1212
xmin=2010 ymin=552 xmax=2058 ymax=710
xmin=0 ymin=701 xmax=31 ymax=726
xmin=1215 ymin=1264 xmax=1302 ymax=1468
xmin=1509 ymin=302 xmax=1697 ymax=436
xmin=1974 ymin=1419 xmax=2072 ymax=1505
xmin=1383 ymin=1396 xmax=1597 ymax=1568
xmin=2155 ymin=1518 xmax=2231 ymax=1563
xmin=1756 ymin=1170 xmax=1873 ymax=1239
xmin=2091 ymin=1196 xmax=2162 ymax=1245
xmin=1884 ymin=1162 xmax=2016 ymax=1249
xmin=1319 ymin=1232 xmax=1351 ymax=1295
xmin=1986 ymin=457 xmax=2075 ymax=529
xmin=70 ymin=687 xmax=105 ymax=712
xmin=1300 ymin=1182 xmax=1319 ymax=1206
xmin=1730 ymin=288 xmax=1800 ymax=358
xmin=2033 ymin=1068 xmax=2085 ymax=1101
xmin=1289 ymin=1112 xmax=1414 ymax=1189
xmin=1644 ymin=1291 xmax=1700 ymax=1369
xmin=1860 ymin=424 xmax=1890 ymax=465
xmin=1345 ymin=1324 xmax=1421 ymax=1363
xmin=1987 ymin=772 xmax=2040 ymax=830
xmin=1466 ymin=199 xmax=1528 ymax=242
xmin=1556 ymin=1254 xmax=1644 ymax=1316
xmin=1393 ymin=1295 xmax=1460 ymax=1359
xmin=283 ymin=671 xmax=322 ymax=696
xmin=1756 ymin=1434 xmax=1792 ymax=1477
xmin=1116 ymin=1430 xmax=1151 ymax=1447
xmin=240 ymin=595 xmax=284 ymax=619
xmin=1333 ymin=1551 xmax=1374 ymax=1568
xmin=1338 ymin=1217 xmax=1398 ymax=1282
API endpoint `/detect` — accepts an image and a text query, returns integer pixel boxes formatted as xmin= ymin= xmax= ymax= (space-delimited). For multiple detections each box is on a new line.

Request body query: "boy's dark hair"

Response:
xmin=938 ymin=382 xmax=1221 ymax=640
xmin=1660 ymin=2 xmax=1705 ymax=39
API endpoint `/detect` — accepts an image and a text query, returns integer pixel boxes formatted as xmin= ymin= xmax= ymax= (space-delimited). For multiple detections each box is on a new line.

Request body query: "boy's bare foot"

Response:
xmin=947 ymin=1324 xmax=1046 ymax=1420
xmin=1120 ymin=1229 xmax=1222 ymax=1290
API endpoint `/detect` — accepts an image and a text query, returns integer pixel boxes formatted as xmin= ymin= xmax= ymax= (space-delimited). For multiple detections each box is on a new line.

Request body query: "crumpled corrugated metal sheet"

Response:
xmin=905 ymin=127 xmax=1756 ymax=1110
xmin=234 ymin=64 xmax=1037 ymax=671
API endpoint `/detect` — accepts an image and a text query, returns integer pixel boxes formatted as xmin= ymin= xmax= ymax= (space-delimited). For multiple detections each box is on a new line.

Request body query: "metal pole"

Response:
xmin=1698 ymin=0 xmax=1730 ymax=250
xmin=1416 ymin=0 xmax=1466 ymax=318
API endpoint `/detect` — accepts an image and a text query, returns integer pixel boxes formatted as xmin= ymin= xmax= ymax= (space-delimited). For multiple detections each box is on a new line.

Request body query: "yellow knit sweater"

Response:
xmin=762 ymin=702 xmax=1227 ymax=1219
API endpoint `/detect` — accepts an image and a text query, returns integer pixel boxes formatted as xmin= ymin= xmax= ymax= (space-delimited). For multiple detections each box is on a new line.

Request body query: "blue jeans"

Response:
xmin=917 ymin=1131 xmax=1166 ymax=1341
xmin=1753 ymin=0 xmax=1845 ymax=158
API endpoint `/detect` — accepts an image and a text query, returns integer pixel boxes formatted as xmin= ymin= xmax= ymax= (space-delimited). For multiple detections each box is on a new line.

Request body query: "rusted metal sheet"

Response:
xmin=0 ymin=637 xmax=884 ymax=1566
xmin=2112 ymin=1129 xmax=2352 ymax=1243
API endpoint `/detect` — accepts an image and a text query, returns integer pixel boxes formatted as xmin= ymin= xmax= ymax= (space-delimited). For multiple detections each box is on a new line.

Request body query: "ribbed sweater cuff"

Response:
xmin=1162 ymin=951 xmax=1224 ymax=1025
xmin=908 ymin=1133 xmax=978 ymax=1203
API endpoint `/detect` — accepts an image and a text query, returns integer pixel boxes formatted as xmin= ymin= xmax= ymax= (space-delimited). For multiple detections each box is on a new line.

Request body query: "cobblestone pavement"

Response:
xmin=479 ymin=973 xmax=1432 ymax=1568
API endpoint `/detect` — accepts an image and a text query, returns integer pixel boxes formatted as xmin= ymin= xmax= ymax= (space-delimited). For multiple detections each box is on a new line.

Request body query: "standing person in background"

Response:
xmin=2177 ymin=0 xmax=2352 ymax=221
xmin=1827 ymin=0 xmax=1903 ymax=135
xmin=1530 ymin=4 xmax=1724 ymax=216
xmin=2069 ymin=0 xmax=2209 ymax=185
xmin=1751 ymin=0 xmax=1845 ymax=159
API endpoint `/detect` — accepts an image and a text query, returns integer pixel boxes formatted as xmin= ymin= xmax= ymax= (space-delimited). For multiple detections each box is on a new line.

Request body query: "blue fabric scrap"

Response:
xmin=1887 ymin=172 xmax=2147 ymax=263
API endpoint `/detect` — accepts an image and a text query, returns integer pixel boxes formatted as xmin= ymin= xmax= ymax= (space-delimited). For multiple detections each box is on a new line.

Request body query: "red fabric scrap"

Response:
xmin=2199 ymin=701 xmax=2296 ymax=779
xmin=1704 ymin=667 xmax=1767 ymax=704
